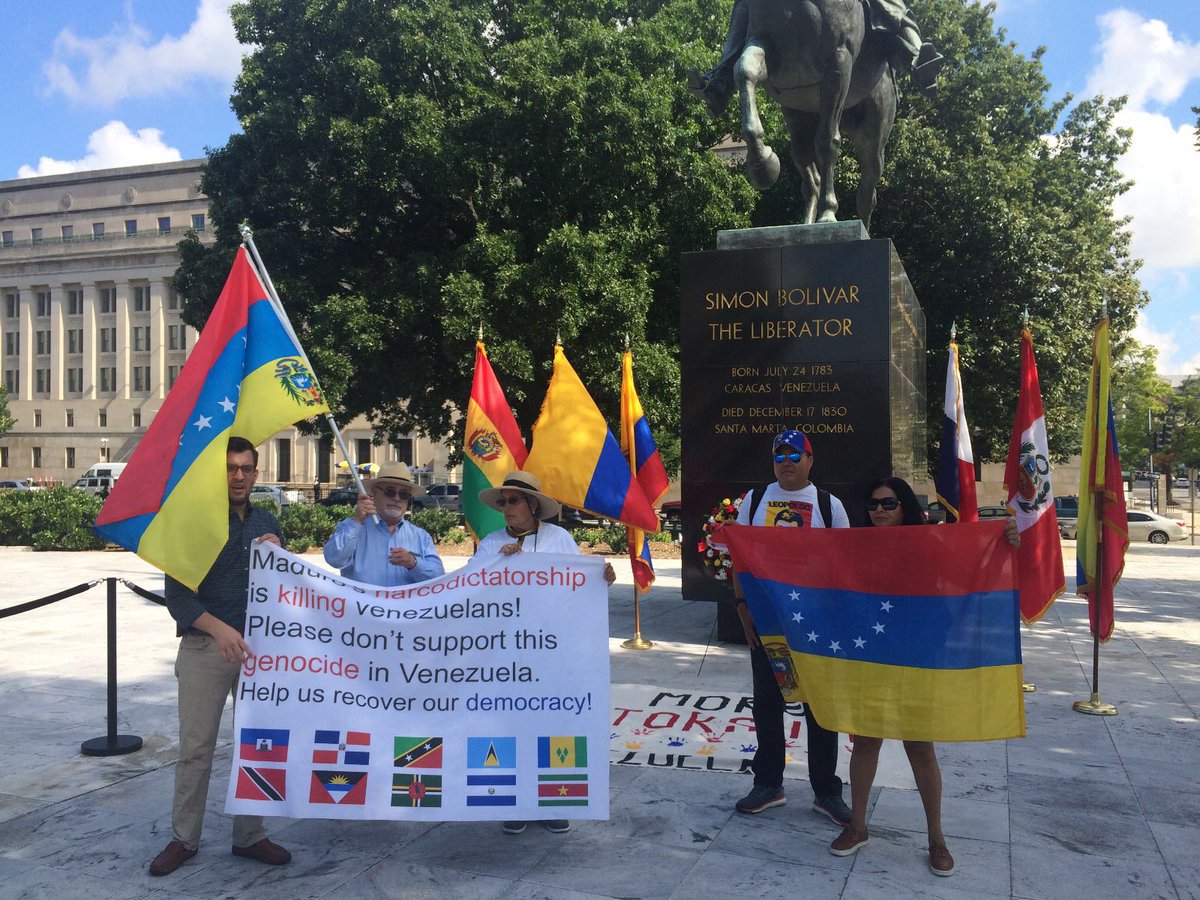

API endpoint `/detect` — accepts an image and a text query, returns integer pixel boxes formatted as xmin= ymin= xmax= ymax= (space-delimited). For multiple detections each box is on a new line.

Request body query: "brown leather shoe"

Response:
xmin=149 ymin=840 xmax=197 ymax=876
xmin=232 ymin=838 xmax=292 ymax=866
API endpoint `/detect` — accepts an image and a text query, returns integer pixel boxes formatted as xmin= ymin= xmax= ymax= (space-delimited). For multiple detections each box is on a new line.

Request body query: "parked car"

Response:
xmin=921 ymin=500 xmax=947 ymax=524
xmin=316 ymin=485 xmax=362 ymax=507
xmin=977 ymin=505 xmax=1014 ymax=520
xmin=658 ymin=500 xmax=682 ymax=529
xmin=411 ymin=482 xmax=462 ymax=513
xmin=74 ymin=475 xmax=118 ymax=497
xmin=1060 ymin=509 xmax=1188 ymax=544
xmin=1174 ymin=476 xmax=1192 ymax=490
xmin=0 ymin=478 xmax=34 ymax=491
xmin=250 ymin=484 xmax=301 ymax=509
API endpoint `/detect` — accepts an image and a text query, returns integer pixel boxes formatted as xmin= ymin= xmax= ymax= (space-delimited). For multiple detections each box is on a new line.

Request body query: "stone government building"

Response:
xmin=0 ymin=160 xmax=446 ymax=489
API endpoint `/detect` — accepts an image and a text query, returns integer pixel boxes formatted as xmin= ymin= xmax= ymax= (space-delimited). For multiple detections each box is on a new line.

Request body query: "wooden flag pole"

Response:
xmin=622 ymin=580 xmax=653 ymax=650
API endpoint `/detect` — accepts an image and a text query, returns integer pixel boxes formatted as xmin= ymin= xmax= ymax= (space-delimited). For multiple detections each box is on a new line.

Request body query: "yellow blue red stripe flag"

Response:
xmin=462 ymin=340 xmax=528 ymax=541
xmin=722 ymin=523 xmax=1025 ymax=742
xmin=620 ymin=349 xmax=669 ymax=593
xmin=95 ymin=248 xmax=329 ymax=589
xmin=526 ymin=344 xmax=658 ymax=532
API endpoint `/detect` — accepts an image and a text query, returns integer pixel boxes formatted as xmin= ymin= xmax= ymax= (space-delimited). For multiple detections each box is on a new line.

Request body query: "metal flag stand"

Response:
xmin=621 ymin=581 xmax=654 ymax=650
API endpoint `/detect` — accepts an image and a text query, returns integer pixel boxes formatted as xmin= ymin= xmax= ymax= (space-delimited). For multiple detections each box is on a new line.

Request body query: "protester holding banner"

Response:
xmin=323 ymin=461 xmax=444 ymax=585
xmin=149 ymin=436 xmax=293 ymax=877
xmin=829 ymin=475 xmax=1019 ymax=877
xmin=475 ymin=470 xmax=615 ymax=834
xmin=729 ymin=430 xmax=852 ymax=827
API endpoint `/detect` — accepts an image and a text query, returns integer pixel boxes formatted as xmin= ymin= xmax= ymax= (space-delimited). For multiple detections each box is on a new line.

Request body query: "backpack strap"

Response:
xmin=747 ymin=483 xmax=772 ymax=524
xmin=816 ymin=488 xmax=832 ymax=528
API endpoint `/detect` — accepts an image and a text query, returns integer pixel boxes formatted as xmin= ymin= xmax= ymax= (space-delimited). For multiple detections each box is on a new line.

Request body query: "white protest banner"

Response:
xmin=225 ymin=545 xmax=610 ymax=821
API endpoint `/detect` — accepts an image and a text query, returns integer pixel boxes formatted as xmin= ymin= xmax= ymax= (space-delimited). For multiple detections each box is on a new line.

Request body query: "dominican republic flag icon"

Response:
xmin=235 ymin=765 xmax=286 ymax=801
xmin=394 ymin=737 xmax=443 ymax=768
xmin=309 ymin=770 xmax=368 ymax=805
xmin=312 ymin=730 xmax=370 ymax=766
xmin=239 ymin=728 xmax=289 ymax=763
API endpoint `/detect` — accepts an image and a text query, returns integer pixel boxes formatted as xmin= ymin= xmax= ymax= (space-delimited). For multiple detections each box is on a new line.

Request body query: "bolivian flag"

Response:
xmin=95 ymin=248 xmax=329 ymax=589
xmin=462 ymin=341 xmax=528 ymax=540
xmin=723 ymin=523 xmax=1025 ymax=742
xmin=620 ymin=348 xmax=669 ymax=592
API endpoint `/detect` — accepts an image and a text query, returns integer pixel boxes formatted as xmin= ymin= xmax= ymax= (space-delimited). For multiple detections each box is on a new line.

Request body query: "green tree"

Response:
xmin=1111 ymin=341 xmax=1172 ymax=471
xmin=1164 ymin=372 xmax=1200 ymax=471
xmin=0 ymin=385 xmax=14 ymax=436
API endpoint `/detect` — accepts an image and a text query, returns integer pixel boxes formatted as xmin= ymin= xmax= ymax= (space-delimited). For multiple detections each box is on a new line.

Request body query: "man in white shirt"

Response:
xmin=731 ymin=430 xmax=851 ymax=827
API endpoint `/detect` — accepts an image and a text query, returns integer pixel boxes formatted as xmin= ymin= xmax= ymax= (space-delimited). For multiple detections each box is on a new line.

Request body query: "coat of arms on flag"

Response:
xmin=466 ymin=736 xmax=517 ymax=807
xmin=310 ymin=770 xmax=368 ymax=805
xmin=538 ymin=736 xmax=587 ymax=769
xmin=239 ymin=728 xmax=289 ymax=763
xmin=393 ymin=773 xmax=442 ymax=807
xmin=312 ymin=730 xmax=370 ymax=766
xmin=235 ymin=765 xmax=286 ymax=802
xmin=394 ymin=737 xmax=443 ymax=768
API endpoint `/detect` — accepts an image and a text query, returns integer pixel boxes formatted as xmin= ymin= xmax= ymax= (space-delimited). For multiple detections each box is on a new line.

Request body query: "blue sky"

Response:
xmin=1 ymin=1 xmax=1197 ymax=381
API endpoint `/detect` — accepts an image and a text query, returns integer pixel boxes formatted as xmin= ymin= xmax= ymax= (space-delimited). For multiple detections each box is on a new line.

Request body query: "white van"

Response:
xmin=74 ymin=462 xmax=128 ymax=497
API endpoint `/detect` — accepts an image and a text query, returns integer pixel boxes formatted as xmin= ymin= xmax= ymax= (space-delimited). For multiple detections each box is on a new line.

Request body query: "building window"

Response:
xmin=66 ymin=409 xmax=75 ymax=427
xmin=35 ymin=370 xmax=50 ymax=394
xmin=2 ymin=231 xmax=12 ymax=247
xmin=99 ymin=286 xmax=116 ymax=314
xmin=191 ymin=213 xmax=206 ymax=232
xmin=133 ymin=409 xmax=142 ymax=428
xmin=34 ymin=409 xmax=42 ymax=427
xmin=36 ymin=331 xmax=51 ymax=355
xmin=32 ymin=447 xmax=42 ymax=468
xmin=3 ymin=332 xmax=17 ymax=355
xmin=99 ymin=327 xmax=117 ymax=353
xmin=66 ymin=447 xmax=76 ymax=469
xmin=133 ymin=366 xmax=151 ymax=393
xmin=66 ymin=289 xmax=83 ymax=315
xmin=61 ymin=225 xmax=74 ymax=241
xmin=0 ymin=447 xmax=7 ymax=467
xmin=393 ymin=438 xmax=414 ymax=466
xmin=67 ymin=368 xmax=83 ymax=393
xmin=100 ymin=441 xmax=110 ymax=462
xmin=158 ymin=216 xmax=171 ymax=234
xmin=167 ymin=365 xmax=180 ymax=388
xmin=133 ymin=285 xmax=151 ymax=312
xmin=93 ymin=222 xmax=105 ymax=239
xmin=99 ymin=368 xmax=116 ymax=393
xmin=66 ymin=329 xmax=80 ymax=354
xmin=125 ymin=219 xmax=137 ymax=236
xmin=166 ymin=284 xmax=180 ymax=310
xmin=31 ymin=227 xmax=43 ymax=244
xmin=3 ymin=370 xmax=17 ymax=393
xmin=132 ymin=326 xmax=151 ymax=351
xmin=277 ymin=438 xmax=292 ymax=482
xmin=4 ymin=292 xmax=19 ymax=318
xmin=356 ymin=438 xmax=373 ymax=468
xmin=168 ymin=324 xmax=188 ymax=351
xmin=35 ymin=291 xmax=51 ymax=317
xmin=99 ymin=409 xmax=107 ymax=427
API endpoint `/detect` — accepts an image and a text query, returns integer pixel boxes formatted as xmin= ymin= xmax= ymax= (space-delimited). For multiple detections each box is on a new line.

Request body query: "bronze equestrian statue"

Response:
xmin=688 ymin=0 xmax=944 ymax=229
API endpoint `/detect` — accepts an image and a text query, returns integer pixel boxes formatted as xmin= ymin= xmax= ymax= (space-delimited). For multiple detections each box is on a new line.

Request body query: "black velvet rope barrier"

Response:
xmin=0 ymin=580 xmax=101 ymax=620
xmin=120 ymin=578 xmax=167 ymax=606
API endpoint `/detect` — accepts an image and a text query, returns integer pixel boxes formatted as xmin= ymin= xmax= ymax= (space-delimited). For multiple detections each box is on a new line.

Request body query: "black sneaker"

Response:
xmin=502 ymin=821 xmax=527 ymax=834
xmin=812 ymin=795 xmax=852 ymax=827
xmin=543 ymin=820 xmax=570 ymax=833
xmin=735 ymin=785 xmax=786 ymax=814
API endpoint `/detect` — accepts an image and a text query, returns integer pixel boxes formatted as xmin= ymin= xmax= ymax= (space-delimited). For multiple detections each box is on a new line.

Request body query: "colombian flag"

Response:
xmin=722 ymin=524 xmax=1025 ymax=742
xmin=935 ymin=337 xmax=978 ymax=523
xmin=95 ymin=248 xmax=329 ymax=589
xmin=620 ymin=349 xmax=669 ymax=593
xmin=1075 ymin=317 xmax=1128 ymax=643
xmin=526 ymin=344 xmax=658 ymax=532
xmin=462 ymin=341 xmax=528 ymax=540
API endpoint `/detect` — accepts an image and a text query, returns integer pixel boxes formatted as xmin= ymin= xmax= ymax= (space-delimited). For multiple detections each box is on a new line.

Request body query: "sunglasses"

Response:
xmin=375 ymin=487 xmax=412 ymax=501
xmin=226 ymin=464 xmax=256 ymax=476
xmin=865 ymin=497 xmax=900 ymax=511
xmin=773 ymin=452 xmax=804 ymax=463
xmin=495 ymin=496 xmax=528 ymax=507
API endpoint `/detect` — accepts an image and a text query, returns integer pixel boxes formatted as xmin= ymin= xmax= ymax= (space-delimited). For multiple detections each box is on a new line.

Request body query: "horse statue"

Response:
xmin=690 ymin=0 xmax=943 ymax=230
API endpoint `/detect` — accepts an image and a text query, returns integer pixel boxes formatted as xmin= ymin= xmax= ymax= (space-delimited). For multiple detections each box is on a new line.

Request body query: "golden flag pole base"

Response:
xmin=1072 ymin=692 xmax=1117 ymax=716
xmin=1022 ymin=683 xmax=1037 ymax=692
xmin=621 ymin=583 xmax=654 ymax=650
xmin=622 ymin=635 xmax=655 ymax=650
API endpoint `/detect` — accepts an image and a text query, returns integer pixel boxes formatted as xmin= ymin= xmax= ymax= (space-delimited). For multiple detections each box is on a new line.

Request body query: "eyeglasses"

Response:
xmin=773 ymin=452 xmax=804 ymax=464
xmin=865 ymin=497 xmax=900 ymax=511
xmin=496 ymin=496 xmax=528 ymax=507
xmin=226 ymin=464 xmax=256 ymax=476
xmin=375 ymin=487 xmax=412 ymax=501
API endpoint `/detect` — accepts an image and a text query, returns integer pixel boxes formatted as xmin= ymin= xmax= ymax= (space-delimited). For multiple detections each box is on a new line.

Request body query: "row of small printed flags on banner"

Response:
xmin=237 ymin=728 xmax=590 ymax=809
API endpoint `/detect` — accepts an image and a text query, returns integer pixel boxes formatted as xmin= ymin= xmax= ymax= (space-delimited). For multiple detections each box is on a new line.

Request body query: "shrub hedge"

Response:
xmin=0 ymin=487 xmax=106 ymax=551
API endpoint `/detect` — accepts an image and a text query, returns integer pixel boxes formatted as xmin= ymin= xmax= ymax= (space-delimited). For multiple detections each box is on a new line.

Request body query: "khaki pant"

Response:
xmin=172 ymin=633 xmax=267 ymax=850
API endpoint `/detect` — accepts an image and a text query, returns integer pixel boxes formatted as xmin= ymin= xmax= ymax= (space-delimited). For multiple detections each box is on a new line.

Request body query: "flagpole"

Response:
xmin=1020 ymin=308 xmax=1037 ymax=694
xmin=619 ymin=336 xmax=654 ymax=651
xmin=238 ymin=225 xmax=370 ymax=503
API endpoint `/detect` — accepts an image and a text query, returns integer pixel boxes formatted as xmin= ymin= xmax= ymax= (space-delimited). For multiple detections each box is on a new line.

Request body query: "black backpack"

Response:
xmin=747 ymin=482 xmax=833 ymax=528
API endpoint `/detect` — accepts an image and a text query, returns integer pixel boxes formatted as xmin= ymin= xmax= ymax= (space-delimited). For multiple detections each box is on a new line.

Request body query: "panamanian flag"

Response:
xmin=935 ymin=336 xmax=978 ymax=523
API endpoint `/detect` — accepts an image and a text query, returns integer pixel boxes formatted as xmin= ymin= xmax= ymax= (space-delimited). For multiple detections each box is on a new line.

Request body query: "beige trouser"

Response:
xmin=172 ymin=633 xmax=267 ymax=850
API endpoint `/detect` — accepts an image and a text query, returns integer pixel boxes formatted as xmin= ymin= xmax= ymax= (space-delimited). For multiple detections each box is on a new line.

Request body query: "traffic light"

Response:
xmin=1151 ymin=433 xmax=1160 ymax=452
xmin=1161 ymin=421 xmax=1173 ymax=448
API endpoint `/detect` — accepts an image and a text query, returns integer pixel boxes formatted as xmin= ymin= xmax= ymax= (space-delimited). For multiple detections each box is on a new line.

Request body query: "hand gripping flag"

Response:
xmin=935 ymin=337 xmax=978 ymax=523
xmin=463 ymin=341 xmax=528 ymax=540
xmin=620 ymin=349 xmax=669 ymax=593
xmin=1003 ymin=328 xmax=1065 ymax=624
xmin=1075 ymin=318 xmax=1129 ymax=643
xmin=722 ymin=523 xmax=1025 ymax=742
xmin=525 ymin=345 xmax=658 ymax=532
xmin=94 ymin=248 xmax=329 ymax=589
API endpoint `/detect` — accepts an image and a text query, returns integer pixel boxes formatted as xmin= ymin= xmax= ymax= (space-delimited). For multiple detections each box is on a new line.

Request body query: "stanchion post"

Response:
xmin=81 ymin=577 xmax=144 ymax=756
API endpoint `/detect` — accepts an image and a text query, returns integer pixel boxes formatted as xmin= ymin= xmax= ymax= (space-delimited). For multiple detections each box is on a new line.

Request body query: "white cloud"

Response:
xmin=1084 ymin=10 xmax=1200 ymax=109
xmin=43 ymin=0 xmax=247 ymax=106
xmin=18 ymin=121 xmax=182 ymax=178
xmin=1133 ymin=312 xmax=1200 ymax=385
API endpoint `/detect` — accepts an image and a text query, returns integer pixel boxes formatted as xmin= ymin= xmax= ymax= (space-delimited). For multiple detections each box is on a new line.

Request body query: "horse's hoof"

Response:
xmin=817 ymin=209 xmax=839 ymax=223
xmin=746 ymin=150 xmax=781 ymax=190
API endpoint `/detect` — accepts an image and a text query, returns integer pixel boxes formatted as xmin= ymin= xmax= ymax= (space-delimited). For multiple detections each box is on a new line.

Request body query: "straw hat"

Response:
xmin=478 ymin=471 xmax=561 ymax=519
xmin=364 ymin=460 xmax=427 ymax=495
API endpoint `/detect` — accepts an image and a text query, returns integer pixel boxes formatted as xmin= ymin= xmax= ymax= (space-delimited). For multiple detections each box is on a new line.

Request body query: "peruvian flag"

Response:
xmin=1003 ymin=329 xmax=1065 ymax=624
xmin=935 ymin=338 xmax=978 ymax=523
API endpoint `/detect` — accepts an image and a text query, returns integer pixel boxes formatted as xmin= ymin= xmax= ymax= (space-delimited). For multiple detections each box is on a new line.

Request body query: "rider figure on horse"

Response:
xmin=688 ymin=0 xmax=945 ymax=117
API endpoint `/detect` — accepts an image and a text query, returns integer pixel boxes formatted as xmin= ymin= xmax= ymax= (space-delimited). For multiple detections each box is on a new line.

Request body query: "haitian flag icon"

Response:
xmin=310 ymin=770 xmax=368 ymax=805
xmin=239 ymin=728 xmax=289 ymax=763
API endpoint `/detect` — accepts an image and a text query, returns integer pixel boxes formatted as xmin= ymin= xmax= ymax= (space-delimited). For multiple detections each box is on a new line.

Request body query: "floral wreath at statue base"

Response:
xmin=698 ymin=493 xmax=746 ymax=583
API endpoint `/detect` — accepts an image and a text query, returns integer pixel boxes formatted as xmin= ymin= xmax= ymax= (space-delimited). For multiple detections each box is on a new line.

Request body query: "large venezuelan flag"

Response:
xmin=620 ymin=349 xmax=669 ymax=593
xmin=723 ymin=523 xmax=1025 ymax=742
xmin=95 ymin=248 xmax=329 ymax=589
xmin=1075 ymin=318 xmax=1128 ymax=643
xmin=526 ymin=345 xmax=658 ymax=532
xmin=935 ymin=338 xmax=978 ymax=523
xmin=462 ymin=341 xmax=528 ymax=540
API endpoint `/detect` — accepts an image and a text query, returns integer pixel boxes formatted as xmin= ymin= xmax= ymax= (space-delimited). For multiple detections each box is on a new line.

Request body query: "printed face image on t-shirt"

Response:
xmin=766 ymin=500 xmax=813 ymax=527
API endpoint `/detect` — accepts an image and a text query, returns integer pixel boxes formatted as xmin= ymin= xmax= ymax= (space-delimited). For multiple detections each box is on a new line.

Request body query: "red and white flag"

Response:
xmin=1003 ymin=328 xmax=1065 ymax=624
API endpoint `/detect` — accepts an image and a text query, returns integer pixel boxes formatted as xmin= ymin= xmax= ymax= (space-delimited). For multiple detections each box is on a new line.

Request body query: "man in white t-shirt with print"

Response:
xmin=731 ymin=429 xmax=852 ymax=827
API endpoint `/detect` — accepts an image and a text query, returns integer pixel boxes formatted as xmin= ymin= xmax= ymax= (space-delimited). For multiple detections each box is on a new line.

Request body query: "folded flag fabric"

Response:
xmin=620 ymin=349 xmax=670 ymax=593
xmin=935 ymin=338 xmax=978 ymax=523
xmin=526 ymin=344 xmax=657 ymax=532
xmin=722 ymin=523 xmax=1025 ymax=742
xmin=463 ymin=341 xmax=528 ymax=540
xmin=94 ymin=247 xmax=329 ymax=589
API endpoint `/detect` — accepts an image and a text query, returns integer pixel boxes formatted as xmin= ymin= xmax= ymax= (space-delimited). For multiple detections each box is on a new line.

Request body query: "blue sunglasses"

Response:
xmin=773 ymin=452 xmax=804 ymax=463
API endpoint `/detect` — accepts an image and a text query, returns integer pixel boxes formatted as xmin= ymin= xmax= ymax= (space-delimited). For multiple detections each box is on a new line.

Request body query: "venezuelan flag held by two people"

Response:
xmin=95 ymin=248 xmax=329 ymax=589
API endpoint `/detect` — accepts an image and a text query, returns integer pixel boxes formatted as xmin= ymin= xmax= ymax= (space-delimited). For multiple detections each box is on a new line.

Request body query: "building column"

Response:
xmin=51 ymin=285 xmax=66 ymax=401
xmin=17 ymin=284 xmax=33 ymax=402
xmin=81 ymin=282 xmax=97 ymax=400
xmin=115 ymin=281 xmax=130 ymax=400
xmin=150 ymin=279 xmax=166 ymax=399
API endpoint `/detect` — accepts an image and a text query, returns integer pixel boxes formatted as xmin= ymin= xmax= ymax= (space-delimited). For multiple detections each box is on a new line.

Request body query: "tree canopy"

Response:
xmin=179 ymin=0 xmax=1145 ymax=470
xmin=0 ymin=385 xmax=14 ymax=437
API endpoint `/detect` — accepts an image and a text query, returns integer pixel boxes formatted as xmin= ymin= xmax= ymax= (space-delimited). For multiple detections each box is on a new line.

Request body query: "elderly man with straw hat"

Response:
xmin=323 ymin=461 xmax=445 ymax=586
xmin=474 ymin=470 xmax=615 ymax=836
